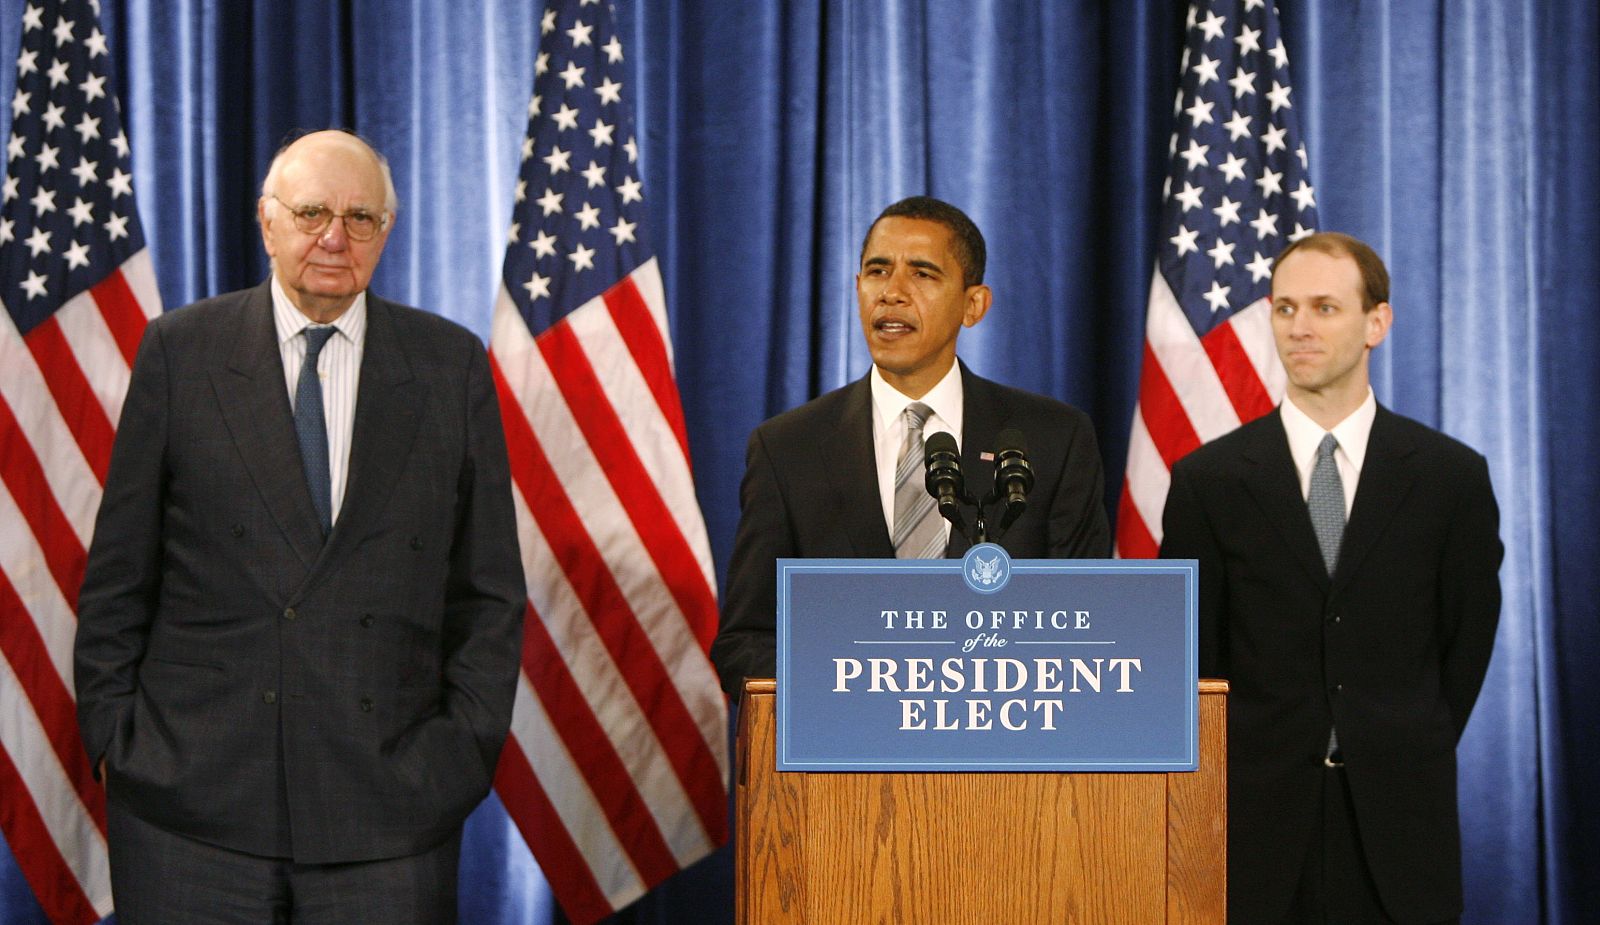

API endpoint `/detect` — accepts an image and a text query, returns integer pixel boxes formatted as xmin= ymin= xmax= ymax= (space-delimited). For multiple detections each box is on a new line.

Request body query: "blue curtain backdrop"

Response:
xmin=0 ymin=1 xmax=1594 ymax=923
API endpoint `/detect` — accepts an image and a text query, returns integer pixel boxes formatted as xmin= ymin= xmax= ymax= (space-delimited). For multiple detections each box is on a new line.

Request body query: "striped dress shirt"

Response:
xmin=271 ymin=277 xmax=366 ymax=526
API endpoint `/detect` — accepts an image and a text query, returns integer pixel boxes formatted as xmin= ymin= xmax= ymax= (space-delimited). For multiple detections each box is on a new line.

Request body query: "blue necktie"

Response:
xmin=295 ymin=326 xmax=337 ymax=536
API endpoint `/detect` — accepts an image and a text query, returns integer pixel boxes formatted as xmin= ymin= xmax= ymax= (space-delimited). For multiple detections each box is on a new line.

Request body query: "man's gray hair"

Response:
xmin=260 ymin=130 xmax=399 ymax=215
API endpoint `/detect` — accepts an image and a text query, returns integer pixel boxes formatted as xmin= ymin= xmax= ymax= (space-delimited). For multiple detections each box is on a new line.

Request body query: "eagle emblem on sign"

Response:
xmin=970 ymin=554 xmax=1003 ymax=586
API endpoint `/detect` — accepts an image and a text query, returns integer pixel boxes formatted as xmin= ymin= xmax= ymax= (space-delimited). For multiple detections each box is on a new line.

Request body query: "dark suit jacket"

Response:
xmin=710 ymin=364 xmax=1111 ymax=696
xmin=1160 ymin=405 xmax=1501 ymax=924
xmin=74 ymin=282 xmax=525 ymax=864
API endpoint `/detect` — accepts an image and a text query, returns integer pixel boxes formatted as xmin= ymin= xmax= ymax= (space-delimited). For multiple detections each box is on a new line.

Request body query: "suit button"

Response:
xmin=262 ymin=690 xmax=278 ymax=704
xmin=283 ymin=607 xmax=297 ymax=621
xmin=410 ymin=536 xmax=422 ymax=551
xmin=1329 ymin=684 xmax=1343 ymax=695
xmin=1326 ymin=611 xmax=1341 ymax=625
xmin=359 ymin=697 xmax=374 ymax=712
xmin=231 ymin=524 xmax=245 ymax=538
xmin=360 ymin=614 xmax=374 ymax=628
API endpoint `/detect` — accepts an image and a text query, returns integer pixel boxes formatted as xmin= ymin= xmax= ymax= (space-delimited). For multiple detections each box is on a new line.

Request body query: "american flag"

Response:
xmin=487 ymin=1 xmax=728 ymax=922
xmin=1118 ymin=0 xmax=1319 ymax=557
xmin=0 ymin=0 xmax=161 ymax=921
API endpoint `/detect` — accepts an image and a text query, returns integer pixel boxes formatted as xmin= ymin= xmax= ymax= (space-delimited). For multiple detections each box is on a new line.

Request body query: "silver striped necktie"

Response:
xmin=892 ymin=402 xmax=945 ymax=559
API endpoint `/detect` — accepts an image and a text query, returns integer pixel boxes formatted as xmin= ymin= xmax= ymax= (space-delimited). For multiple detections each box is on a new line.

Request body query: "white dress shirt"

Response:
xmin=272 ymin=277 xmax=366 ymax=526
xmin=870 ymin=362 xmax=964 ymax=542
xmin=1279 ymin=388 xmax=1377 ymax=518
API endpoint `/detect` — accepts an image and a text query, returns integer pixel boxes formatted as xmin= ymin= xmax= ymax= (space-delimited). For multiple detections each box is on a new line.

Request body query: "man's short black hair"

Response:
xmin=861 ymin=196 xmax=987 ymax=286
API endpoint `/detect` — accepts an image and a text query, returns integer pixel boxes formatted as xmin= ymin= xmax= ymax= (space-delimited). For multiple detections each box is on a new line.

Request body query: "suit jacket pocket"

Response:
xmin=112 ymin=656 xmax=232 ymax=793
xmin=379 ymin=694 xmax=490 ymax=827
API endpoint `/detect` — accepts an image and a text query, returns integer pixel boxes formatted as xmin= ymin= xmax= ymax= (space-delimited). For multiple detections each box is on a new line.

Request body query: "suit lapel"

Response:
xmin=825 ymin=376 xmax=895 ymax=557
xmin=303 ymin=297 xmax=424 ymax=587
xmin=1331 ymin=406 xmax=1416 ymax=592
xmin=947 ymin=364 xmax=1010 ymax=556
xmin=1241 ymin=411 xmax=1331 ymax=591
xmin=211 ymin=285 xmax=326 ymax=570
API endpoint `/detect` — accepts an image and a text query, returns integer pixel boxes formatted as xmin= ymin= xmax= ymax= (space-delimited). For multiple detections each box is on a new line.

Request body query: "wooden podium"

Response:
xmin=734 ymin=679 xmax=1228 ymax=924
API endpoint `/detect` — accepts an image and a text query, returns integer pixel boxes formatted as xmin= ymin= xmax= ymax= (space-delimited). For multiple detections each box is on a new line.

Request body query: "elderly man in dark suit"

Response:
xmin=710 ymin=196 xmax=1111 ymax=696
xmin=74 ymin=130 xmax=524 ymax=924
xmin=1161 ymin=232 xmax=1501 ymax=924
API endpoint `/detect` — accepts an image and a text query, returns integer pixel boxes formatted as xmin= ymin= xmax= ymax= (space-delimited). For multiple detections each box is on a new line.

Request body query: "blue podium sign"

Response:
xmin=776 ymin=547 xmax=1198 ymax=772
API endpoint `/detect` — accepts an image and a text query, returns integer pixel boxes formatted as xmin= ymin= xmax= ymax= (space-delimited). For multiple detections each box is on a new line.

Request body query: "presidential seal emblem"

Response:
xmin=962 ymin=542 xmax=1012 ymax=594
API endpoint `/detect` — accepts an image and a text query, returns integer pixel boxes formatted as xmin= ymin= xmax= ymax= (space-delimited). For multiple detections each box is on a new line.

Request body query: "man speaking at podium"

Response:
xmin=1161 ymin=232 xmax=1502 ymax=924
xmin=711 ymin=196 xmax=1111 ymax=697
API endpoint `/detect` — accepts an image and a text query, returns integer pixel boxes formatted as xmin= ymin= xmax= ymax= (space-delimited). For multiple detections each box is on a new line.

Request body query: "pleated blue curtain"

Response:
xmin=1533 ymin=0 xmax=1600 ymax=917
xmin=0 ymin=1 xmax=1593 ymax=923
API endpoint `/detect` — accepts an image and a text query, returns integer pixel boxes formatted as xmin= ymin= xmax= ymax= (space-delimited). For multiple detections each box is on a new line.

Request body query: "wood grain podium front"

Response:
xmin=734 ymin=679 xmax=1228 ymax=924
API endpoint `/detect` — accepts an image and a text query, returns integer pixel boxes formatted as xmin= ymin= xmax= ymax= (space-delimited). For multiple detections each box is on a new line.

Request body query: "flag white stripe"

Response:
xmin=0 ymin=485 xmax=78 ymax=689
xmin=53 ymin=292 xmax=133 ymax=428
xmin=0 ymin=308 xmax=101 ymax=547
xmin=1146 ymin=270 xmax=1242 ymax=444
xmin=506 ymin=675 xmax=649 ymax=911
xmin=0 ymin=659 xmax=112 ymax=916
xmin=1123 ymin=410 xmax=1173 ymax=549
xmin=118 ymin=251 xmax=163 ymax=322
xmin=629 ymin=258 xmax=674 ymax=365
xmin=494 ymin=292 xmax=727 ymax=760
xmin=511 ymin=491 xmax=713 ymax=865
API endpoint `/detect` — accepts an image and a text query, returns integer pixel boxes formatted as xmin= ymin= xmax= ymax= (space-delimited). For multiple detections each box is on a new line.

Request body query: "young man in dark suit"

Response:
xmin=74 ymin=130 xmax=525 ymax=923
xmin=711 ymin=196 xmax=1111 ymax=696
xmin=1160 ymin=232 xmax=1502 ymax=924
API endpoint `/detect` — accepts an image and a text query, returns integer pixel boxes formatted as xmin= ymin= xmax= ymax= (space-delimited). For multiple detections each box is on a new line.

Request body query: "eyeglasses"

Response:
xmin=269 ymin=195 xmax=389 ymax=241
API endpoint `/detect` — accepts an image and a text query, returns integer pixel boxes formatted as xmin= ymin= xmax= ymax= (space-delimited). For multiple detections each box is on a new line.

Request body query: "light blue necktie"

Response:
xmin=295 ymin=326 xmax=337 ymax=537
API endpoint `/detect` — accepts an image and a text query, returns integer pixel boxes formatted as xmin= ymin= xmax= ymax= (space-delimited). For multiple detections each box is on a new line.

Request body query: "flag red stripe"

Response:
xmin=0 ymin=745 xmax=99 ymax=925
xmin=601 ymin=276 xmax=692 ymax=463
xmin=1201 ymin=321 xmax=1275 ymax=423
xmin=0 ymin=401 xmax=88 ymax=609
xmin=0 ymin=574 xmax=104 ymax=833
xmin=494 ymin=738 xmax=617 ymax=925
xmin=1116 ymin=485 xmax=1160 ymax=559
xmin=21 ymin=318 xmax=114 ymax=483
xmin=491 ymin=356 xmax=728 ymax=839
xmin=535 ymin=323 xmax=720 ymax=652
xmin=1136 ymin=343 xmax=1203 ymax=468
xmin=519 ymin=599 xmax=681 ymax=886
xmin=88 ymin=269 xmax=149 ymax=368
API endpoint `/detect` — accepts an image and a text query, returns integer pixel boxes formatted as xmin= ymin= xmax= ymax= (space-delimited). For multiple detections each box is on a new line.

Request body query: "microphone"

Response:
xmin=992 ymin=429 xmax=1034 ymax=531
xmin=923 ymin=431 xmax=967 ymax=535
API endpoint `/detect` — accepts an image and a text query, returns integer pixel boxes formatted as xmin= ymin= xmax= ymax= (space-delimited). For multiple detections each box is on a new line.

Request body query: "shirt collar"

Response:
xmin=271 ymin=275 xmax=368 ymax=348
xmin=870 ymin=360 xmax=965 ymax=439
xmin=1280 ymin=387 xmax=1377 ymax=472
